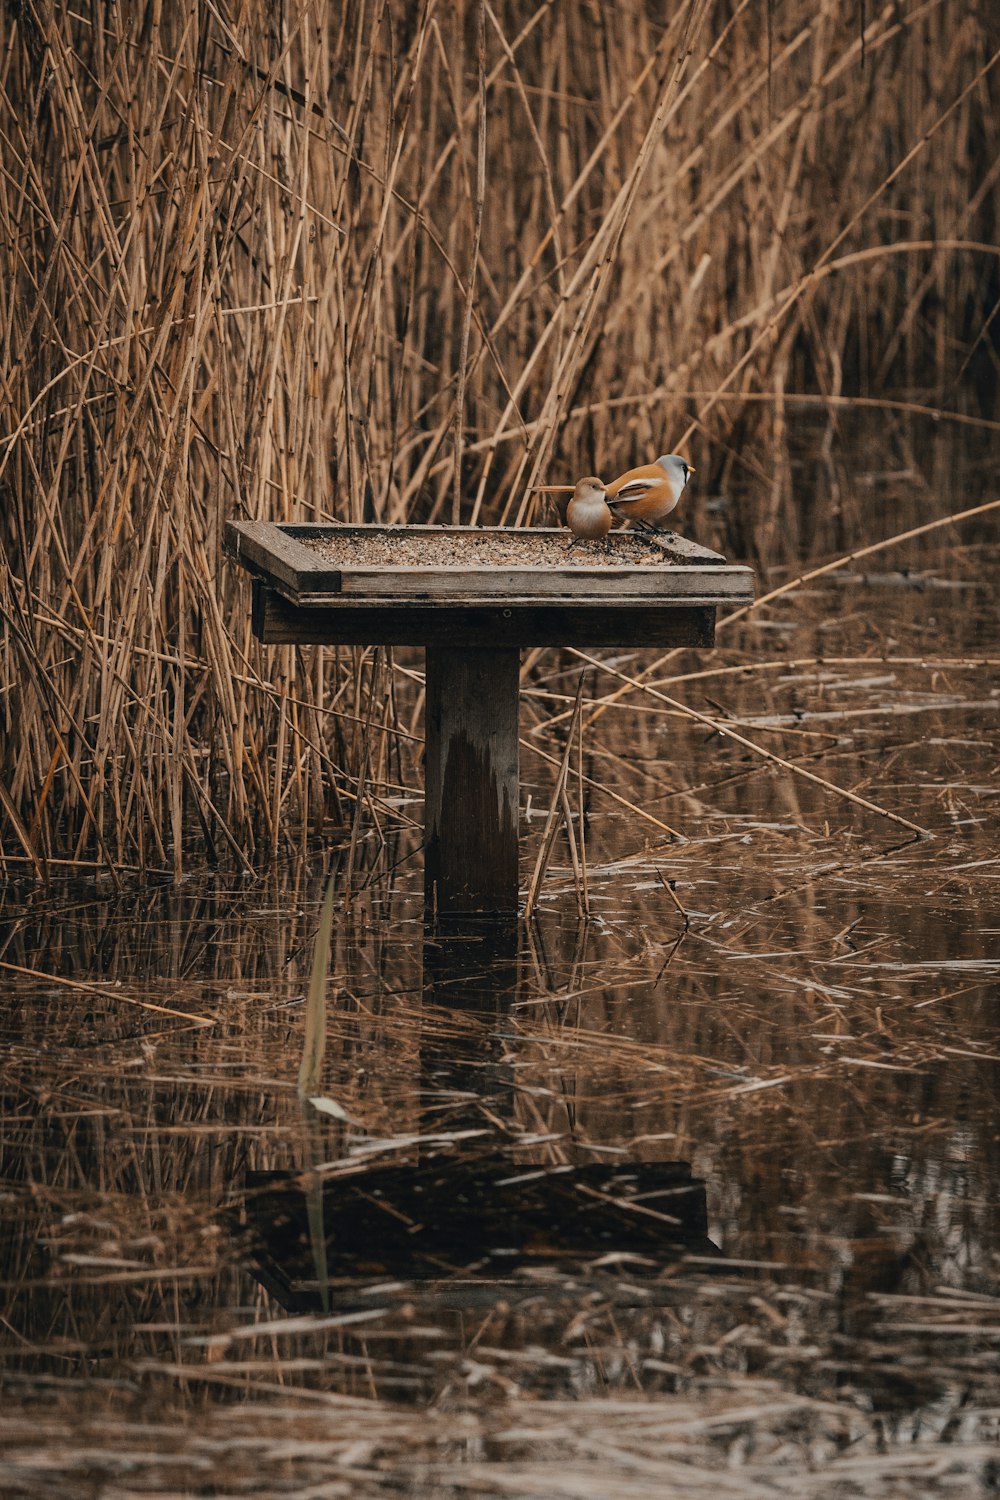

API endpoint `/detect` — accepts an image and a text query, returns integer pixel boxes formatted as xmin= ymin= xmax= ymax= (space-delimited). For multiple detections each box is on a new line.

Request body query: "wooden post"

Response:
xmin=424 ymin=647 xmax=520 ymax=917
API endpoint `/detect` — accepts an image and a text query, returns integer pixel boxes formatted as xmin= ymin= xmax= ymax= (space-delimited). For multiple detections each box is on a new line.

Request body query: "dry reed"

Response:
xmin=0 ymin=0 xmax=997 ymax=873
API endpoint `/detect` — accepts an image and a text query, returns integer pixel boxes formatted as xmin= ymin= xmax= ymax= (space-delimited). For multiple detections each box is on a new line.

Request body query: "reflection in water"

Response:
xmin=239 ymin=916 xmax=715 ymax=1340
xmin=242 ymin=1156 xmax=714 ymax=1309
xmin=1 ymin=563 xmax=1000 ymax=1489
xmin=421 ymin=916 xmax=518 ymax=1135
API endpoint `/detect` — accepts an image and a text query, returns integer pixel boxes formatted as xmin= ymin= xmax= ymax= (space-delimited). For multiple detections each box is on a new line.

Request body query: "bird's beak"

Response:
xmin=688 ymin=465 xmax=697 ymax=473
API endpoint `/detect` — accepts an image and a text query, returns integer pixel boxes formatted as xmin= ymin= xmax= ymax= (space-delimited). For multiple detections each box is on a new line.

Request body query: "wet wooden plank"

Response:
xmin=251 ymin=583 xmax=717 ymax=648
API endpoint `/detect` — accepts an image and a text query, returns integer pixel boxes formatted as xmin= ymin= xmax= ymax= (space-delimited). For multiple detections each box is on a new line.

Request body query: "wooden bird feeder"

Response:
xmin=224 ymin=522 xmax=754 ymax=917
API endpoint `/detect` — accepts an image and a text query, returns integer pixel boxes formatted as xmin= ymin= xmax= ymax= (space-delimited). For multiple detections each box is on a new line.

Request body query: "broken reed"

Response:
xmin=0 ymin=0 xmax=997 ymax=874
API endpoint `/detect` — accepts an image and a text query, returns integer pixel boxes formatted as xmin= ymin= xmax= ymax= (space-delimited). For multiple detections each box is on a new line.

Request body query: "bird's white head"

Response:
xmin=655 ymin=454 xmax=696 ymax=488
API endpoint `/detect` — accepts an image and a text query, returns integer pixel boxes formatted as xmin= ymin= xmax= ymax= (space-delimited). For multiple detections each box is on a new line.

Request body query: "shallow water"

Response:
xmin=2 ymin=549 xmax=999 ymax=1496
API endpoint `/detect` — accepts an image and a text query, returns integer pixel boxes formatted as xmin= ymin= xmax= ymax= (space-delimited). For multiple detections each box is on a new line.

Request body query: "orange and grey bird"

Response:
xmin=606 ymin=453 xmax=695 ymax=530
xmin=565 ymin=475 xmax=613 ymax=541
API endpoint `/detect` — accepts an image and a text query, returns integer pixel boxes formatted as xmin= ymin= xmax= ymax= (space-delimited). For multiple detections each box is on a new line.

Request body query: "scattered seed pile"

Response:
xmin=305 ymin=530 xmax=676 ymax=568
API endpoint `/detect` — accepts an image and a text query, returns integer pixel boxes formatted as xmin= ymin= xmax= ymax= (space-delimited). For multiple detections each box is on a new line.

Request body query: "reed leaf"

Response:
xmin=297 ymin=874 xmax=336 ymax=1100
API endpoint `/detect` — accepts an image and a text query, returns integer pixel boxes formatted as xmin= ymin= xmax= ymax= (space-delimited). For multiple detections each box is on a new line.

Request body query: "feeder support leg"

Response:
xmin=424 ymin=646 xmax=520 ymax=917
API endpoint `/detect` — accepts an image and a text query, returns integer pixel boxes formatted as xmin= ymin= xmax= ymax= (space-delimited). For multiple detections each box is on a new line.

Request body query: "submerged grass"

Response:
xmin=0 ymin=0 xmax=998 ymax=874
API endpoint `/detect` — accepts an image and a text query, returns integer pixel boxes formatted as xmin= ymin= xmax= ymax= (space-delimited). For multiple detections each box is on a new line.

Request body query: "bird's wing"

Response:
xmin=609 ymin=479 xmax=658 ymax=505
xmin=605 ymin=462 xmax=663 ymax=501
xmin=608 ymin=479 xmax=676 ymax=516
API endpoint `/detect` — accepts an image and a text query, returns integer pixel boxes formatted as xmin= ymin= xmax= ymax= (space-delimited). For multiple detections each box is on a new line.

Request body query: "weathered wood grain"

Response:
xmin=424 ymin=647 xmax=520 ymax=917
xmin=642 ymin=531 xmax=727 ymax=564
xmin=251 ymin=583 xmax=717 ymax=648
xmin=328 ymin=564 xmax=747 ymax=600
xmin=224 ymin=519 xmax=342 ymax=594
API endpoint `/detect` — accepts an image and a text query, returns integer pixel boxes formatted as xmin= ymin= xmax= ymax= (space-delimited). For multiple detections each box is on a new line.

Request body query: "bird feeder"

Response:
xmin=224 ymin=522 xmax=754 ymax=917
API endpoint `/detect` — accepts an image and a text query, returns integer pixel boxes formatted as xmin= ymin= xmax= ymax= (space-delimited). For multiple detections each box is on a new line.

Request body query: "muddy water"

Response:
xmin=1 ymin=553 xmax=999 ymax=1496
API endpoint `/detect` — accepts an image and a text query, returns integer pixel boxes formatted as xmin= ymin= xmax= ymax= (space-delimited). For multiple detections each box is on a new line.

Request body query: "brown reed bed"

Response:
xmin=1 ymin=1 xmax=998 ymax=876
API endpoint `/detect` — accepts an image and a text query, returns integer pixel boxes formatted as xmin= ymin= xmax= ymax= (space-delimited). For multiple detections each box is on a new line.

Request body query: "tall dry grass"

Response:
xmin=0 ymin=0 xmax=997 ymax=873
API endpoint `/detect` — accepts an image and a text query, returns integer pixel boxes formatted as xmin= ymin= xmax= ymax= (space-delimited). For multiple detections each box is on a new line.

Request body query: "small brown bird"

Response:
xmin=565 ymin=475 xmax=613 ymax=541
xmin=606 ymin=453 xmax=695 ymax=530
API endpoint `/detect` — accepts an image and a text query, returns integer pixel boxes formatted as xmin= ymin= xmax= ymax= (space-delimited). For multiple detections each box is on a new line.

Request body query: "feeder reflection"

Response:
xmin=238 ymin=917 xmax=716 ymax=1314
xmin=243 ymin=1154 xmax=713 ymax=1313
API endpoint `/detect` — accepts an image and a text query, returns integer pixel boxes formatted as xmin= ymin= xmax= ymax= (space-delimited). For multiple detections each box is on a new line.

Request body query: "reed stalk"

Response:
xmin=0 ymin=0 xmax=995 ymax=871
